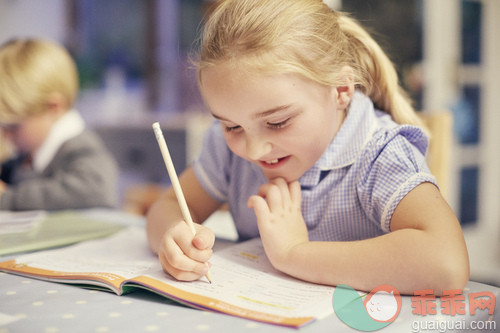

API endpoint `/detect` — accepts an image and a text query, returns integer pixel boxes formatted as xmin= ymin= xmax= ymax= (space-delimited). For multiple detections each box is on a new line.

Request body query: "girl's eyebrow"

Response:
xmin=211 ymin=104 xmax=291 ymax=121
xmin=210 ymin=112 xmax=228 ymax=121
xmin=254 ymin=104 xmax=291 ymax=119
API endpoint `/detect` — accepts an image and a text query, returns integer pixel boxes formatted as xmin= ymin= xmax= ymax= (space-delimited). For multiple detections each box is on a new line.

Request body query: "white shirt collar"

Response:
xmin=33 ymin=109 xmax=85 ymax=172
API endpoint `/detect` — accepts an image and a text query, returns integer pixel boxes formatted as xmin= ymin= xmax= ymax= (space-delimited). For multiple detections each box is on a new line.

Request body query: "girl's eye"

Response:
xmin=267 ymin=118 xmax=290 ymax=129
xmin=224 ymin=124 xmax=241 ymax=133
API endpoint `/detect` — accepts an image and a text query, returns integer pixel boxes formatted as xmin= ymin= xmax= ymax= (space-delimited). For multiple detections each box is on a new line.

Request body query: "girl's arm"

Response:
xmin=146 ymin=165 xmax=221 ymax=281
xmin=249 ymin=179 xmax=470 ymax=295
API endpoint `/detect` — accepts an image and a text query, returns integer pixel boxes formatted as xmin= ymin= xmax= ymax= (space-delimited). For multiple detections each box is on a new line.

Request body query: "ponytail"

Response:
xmin=337 ymin=14 xmax=425 ymax=128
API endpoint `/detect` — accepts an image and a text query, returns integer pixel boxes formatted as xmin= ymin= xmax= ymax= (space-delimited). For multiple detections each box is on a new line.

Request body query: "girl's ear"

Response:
xmin=336 ymin=66 xmax=355 ymax=110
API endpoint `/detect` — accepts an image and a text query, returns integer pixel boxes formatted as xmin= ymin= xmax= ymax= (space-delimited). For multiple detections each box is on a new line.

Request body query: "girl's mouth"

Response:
xmin=259 ymin=156 xmax=290 ymax=169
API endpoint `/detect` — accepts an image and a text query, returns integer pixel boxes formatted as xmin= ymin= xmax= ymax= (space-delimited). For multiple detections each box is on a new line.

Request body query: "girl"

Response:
xmin=147 ymin=0 xmax=469 ymax=295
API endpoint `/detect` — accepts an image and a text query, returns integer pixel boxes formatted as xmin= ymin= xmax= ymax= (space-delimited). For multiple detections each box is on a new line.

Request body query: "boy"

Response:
xmin=0 ymin=38 xmax=118 ymax=210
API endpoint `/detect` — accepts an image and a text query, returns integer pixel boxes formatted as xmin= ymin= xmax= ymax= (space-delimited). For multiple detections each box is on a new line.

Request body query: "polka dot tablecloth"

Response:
xmin=1 ymin=271 xmax=294 ymax=333
xmin=1 ymin=209 xmax=499 ymax=332
xmin=2 ymin=271 xmax=499 ymax=333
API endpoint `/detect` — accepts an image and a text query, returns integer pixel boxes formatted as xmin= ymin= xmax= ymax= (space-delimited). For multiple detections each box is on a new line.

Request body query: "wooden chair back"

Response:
xmin=419 ymin=110 xmax=454 ymax=199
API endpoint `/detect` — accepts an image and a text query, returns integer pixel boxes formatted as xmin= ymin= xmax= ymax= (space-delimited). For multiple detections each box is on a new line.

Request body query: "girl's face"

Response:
xmin=200 ymin=66 xmax=349 ymax=182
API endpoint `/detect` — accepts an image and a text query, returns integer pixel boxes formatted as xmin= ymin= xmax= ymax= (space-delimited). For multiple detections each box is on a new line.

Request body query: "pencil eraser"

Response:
xmin=152 ymin=122 xmax=163 ymax=140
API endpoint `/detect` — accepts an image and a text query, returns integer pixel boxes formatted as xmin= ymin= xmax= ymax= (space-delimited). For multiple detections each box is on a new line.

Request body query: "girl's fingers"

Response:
xmin=271 ymin=178 xmax=292 ymax=205
xmin=160 ymin=233 xmax=210 ymax=277
xmin=265 ymin=184 xmax=282 ymax=212
xmin=171 ymin=224 xmax=213 ymax=262
xmin=248 ymin=194 xmax=271 ymax=219
xmin=289 ymin=180 xmax=302 ymax=206
xmin=192 ymin=224 xmax=216 ymax=251
xmin=256 ymin=178 xmax=292 ymax=212
xmin=256 ymin=182 xmax=274 ymax=198
xmin=159 ymin=250 xmax=207 ymax=281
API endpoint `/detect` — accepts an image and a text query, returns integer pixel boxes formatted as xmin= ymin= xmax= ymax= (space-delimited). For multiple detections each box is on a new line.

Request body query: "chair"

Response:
xmin=419 ymin=110 xmax=453 ymax=199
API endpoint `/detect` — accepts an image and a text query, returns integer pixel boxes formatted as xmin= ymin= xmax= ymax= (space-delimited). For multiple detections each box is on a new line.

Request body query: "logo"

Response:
xmin=332 ymin=284 xmax=402 ymax=331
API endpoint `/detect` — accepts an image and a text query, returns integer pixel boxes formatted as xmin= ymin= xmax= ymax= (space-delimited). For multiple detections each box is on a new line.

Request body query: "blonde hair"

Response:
xmin=0 ymin=38 xmax=79 ymax=123
xmin=196 ymin=0 xmax=424 ymax=127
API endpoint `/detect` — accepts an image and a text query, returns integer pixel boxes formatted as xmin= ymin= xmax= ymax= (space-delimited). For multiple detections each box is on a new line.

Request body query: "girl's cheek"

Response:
xmin=225 ymin=136 xmax=246 ymax=159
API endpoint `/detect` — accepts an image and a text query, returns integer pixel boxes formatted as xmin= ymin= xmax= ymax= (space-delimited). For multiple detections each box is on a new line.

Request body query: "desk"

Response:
xmin=1 ymin=211 xmax=499 ymax=332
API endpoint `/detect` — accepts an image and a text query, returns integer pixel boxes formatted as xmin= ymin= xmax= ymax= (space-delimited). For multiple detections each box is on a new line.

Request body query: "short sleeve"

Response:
xmin=193 ymin=120 xmax=231 ymax=203
xmin=356 ymin=126 xmax=437 ymax=233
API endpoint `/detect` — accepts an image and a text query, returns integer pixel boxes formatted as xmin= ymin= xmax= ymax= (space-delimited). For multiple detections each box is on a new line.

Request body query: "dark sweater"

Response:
xmin=1 ymin=130 xmax=118 ymax=210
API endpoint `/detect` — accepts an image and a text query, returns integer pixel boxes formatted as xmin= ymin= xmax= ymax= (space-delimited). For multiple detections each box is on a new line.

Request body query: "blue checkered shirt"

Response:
xmin=194 ymin=91 xmax=436 ymax=241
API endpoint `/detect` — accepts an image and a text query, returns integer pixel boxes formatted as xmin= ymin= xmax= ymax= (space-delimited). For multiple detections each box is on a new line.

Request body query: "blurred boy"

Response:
xmin=0 ymin=38 xmax=118 ymax=210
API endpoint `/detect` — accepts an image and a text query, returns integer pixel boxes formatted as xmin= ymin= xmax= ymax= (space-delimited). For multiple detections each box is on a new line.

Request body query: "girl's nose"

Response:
xmin=245 ymin=134 xmax=272 ymax=161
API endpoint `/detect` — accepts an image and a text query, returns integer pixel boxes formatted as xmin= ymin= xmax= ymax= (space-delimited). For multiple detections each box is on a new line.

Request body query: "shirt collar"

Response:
xmin=33 ymin=109 xmax=85 ymax=172
xmin=299 ymin=91 xmax=379 ymax=187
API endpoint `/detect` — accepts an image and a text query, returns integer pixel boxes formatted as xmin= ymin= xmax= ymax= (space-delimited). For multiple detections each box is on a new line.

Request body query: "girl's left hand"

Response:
xmin=247 ymin=178 xmax=309 ymax=270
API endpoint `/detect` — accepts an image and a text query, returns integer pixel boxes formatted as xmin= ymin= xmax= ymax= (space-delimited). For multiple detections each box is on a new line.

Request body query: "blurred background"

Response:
xmin=0 ymin=0 xmax=498 ymax=287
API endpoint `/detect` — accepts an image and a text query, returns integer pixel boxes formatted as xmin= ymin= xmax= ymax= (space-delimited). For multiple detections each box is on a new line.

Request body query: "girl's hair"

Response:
xmin=196 ymin=0 xmax=424 ymax=127
xmin=0 ymin=38 xmax=79 ymax=123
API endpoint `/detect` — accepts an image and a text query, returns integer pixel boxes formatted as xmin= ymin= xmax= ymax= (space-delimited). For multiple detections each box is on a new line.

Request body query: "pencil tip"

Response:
xmin=205 ymin=263 xmax=212 ymax=284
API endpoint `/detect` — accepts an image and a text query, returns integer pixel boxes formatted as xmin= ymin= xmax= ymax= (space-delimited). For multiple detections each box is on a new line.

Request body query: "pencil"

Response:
xmin=152 ymin=122 xmax=212 ymax=283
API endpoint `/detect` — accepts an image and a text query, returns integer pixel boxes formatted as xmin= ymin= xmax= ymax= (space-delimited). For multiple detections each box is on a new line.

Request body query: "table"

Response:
xmin=1 ymin=211 xmax=499 ymax=332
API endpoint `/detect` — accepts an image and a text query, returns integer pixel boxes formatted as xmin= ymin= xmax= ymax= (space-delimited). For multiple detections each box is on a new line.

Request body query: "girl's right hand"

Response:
xmin=157 ymin=221 xmax=214 ymax=282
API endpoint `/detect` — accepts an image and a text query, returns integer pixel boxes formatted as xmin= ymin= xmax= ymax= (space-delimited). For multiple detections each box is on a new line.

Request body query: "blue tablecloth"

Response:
xmin=1 ymin=210 xmax=499 ymax=332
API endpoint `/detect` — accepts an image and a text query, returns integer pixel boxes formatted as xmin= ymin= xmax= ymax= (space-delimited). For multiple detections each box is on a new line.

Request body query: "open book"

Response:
xmin=0 ymin=226 xmax=334 ymax=328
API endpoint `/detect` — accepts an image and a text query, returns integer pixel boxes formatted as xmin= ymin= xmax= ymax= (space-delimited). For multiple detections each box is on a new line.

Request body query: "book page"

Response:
xmin=143 ymin=239 xmax=334 ymax=321
xmin=12 ymin=227 xmax=153 ymax=276
xmin=3 ymin=226 xmax=334 ymax=327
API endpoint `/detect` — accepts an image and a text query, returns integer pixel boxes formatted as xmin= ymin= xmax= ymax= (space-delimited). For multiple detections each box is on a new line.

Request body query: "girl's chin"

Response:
xmin=262 ymin=170 xmax=302 ymax=183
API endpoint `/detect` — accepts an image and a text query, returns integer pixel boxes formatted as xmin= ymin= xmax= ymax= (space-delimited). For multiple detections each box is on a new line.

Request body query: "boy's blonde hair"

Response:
xmin=0 ymin=38 xmax=79 ymax=123
xmin=196 ymin=0 xmax=424 ymax=127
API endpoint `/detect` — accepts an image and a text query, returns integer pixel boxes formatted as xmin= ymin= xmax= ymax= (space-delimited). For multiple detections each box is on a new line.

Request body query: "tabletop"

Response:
xmin=1 ymin=210 xmax=499 ymax=333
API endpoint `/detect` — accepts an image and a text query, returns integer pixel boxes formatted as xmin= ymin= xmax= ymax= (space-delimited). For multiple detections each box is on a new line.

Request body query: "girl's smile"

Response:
xmin=200 ymin=65 xmax=349 ymax=182
xmin=259 ymin=155 xmax=291 ymax=169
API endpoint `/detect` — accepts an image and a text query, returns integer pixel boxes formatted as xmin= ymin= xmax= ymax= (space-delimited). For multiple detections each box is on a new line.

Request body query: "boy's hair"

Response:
xmin=0 ymin=38 xmax=79 ymax=123
xmin=196 ymin=0 xmax=424 ymax=127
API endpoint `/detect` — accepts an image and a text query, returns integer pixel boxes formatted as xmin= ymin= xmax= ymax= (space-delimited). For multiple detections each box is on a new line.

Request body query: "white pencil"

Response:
xmin=152 ymin=122 xmax=212 ymax=283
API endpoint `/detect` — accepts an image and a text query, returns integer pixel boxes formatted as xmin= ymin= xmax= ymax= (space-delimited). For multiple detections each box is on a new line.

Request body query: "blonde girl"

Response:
xmin=147 ymin=0 xmax=469 ymax=295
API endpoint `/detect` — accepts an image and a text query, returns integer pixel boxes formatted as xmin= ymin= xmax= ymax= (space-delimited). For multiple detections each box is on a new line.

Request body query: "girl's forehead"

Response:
xmin=200 ymin=63 xmax=259 ymax=83
xmin=201 ymin=71 xmax=291 ymax=118
xmin=201 ymin=64 xmax=312 ymax=91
